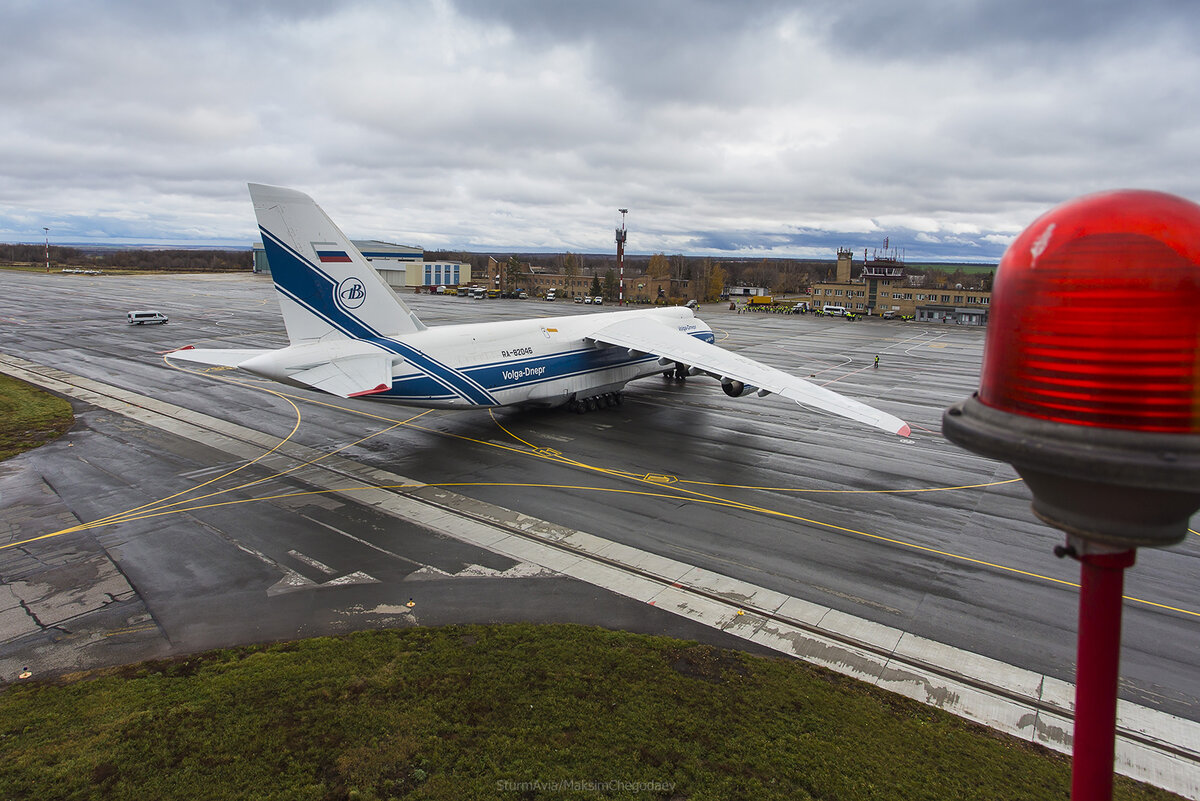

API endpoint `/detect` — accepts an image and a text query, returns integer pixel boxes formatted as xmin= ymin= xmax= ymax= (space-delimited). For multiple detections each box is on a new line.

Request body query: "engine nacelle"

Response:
xmin=721 ymin=380 xmax=755 ymax=397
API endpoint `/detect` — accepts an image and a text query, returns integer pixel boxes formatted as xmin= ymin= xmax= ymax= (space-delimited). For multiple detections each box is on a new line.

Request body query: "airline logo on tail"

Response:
xmin=337 ymin=277 xmax=366 ymax=310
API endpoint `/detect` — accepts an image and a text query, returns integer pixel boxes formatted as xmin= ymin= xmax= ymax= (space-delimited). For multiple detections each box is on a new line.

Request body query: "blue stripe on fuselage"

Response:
xmin=376 ymin=330 xmax=716 ymax=405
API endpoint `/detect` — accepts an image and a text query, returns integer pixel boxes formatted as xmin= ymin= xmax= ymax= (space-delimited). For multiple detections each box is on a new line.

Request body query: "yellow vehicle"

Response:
xmin=747 ymin=295 xmax=774 ymax=306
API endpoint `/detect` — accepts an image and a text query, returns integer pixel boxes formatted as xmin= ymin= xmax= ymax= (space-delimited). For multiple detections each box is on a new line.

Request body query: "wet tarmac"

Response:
xmin=1 ymin=270 xmax=1197 ymax=731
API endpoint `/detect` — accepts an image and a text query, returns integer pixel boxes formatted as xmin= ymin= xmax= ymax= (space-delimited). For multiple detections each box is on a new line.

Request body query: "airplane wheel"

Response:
xmin=586 ymin=397 xmax=598 ymax=412
xmin=613 ymin=392 xmax=623 ymax=406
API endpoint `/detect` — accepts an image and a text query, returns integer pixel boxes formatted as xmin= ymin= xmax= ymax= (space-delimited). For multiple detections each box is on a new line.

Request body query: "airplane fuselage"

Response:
xmin=378 ymin=305 xmax=712 ymax=408
xmin=248 ymin=306 xmax=714 ymax=409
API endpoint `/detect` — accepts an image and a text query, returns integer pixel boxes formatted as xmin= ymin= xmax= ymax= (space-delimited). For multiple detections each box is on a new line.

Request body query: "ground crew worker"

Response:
xmin=874 ymin=355 xmax=879 ymax=369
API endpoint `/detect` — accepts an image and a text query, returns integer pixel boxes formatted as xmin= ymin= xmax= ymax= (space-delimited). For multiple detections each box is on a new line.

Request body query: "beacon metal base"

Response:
xmin=943 ymin=394 xmax=1200 ymax=549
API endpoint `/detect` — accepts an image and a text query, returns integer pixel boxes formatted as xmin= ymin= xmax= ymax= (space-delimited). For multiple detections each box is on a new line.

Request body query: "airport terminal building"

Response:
xmin=810 ymin=248 xmax=992 ymax=325
xmin=253 ymin=240 xmax=471 ymax=292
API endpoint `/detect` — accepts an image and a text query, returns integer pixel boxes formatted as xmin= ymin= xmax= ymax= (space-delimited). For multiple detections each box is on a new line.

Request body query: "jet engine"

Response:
xmin=721 ymin=379 xmax=755 ymax=397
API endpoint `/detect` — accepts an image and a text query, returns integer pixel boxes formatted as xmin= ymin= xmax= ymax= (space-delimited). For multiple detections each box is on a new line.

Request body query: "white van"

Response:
xmin=127 ymin=310 xmax=168 ymax=325
xmin=822 ymin=305 xmax=847 ymax=317
xmin=545 ymin=289 xmax=557 ymax=301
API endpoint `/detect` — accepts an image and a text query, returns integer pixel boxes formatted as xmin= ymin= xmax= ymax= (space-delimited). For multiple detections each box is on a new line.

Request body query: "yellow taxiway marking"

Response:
xmin=6 ymin=356 xmax=1193 ymax=623
xmin=1 ymin=361 xmax=430 ymax=546
xmin=16 ymin=474 xmax=1193 ymax=621
xmin=708 ymin=327 xmax=732 ymax=343
xmin=681 ymin=477 xmax=1025 ymax=494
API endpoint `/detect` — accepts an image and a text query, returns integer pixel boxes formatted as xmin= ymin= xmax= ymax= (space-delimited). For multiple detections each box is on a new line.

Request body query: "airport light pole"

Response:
xmin=617 ymin=209 xmax=627 ymax=306
xmin=43 ymin=227 xmax=49 ymax=272
xmin=943 ymin=190 xmax=1200 ymax=801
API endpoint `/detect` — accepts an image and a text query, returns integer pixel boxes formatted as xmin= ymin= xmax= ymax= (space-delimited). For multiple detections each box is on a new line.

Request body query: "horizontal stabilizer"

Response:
xmin=587 ymin=315 xmax=910 ymax=436
xmin=165 ymin=347 xmax=272 ymax=368
xmin=288 ymin=353 xmax=394 ymax=399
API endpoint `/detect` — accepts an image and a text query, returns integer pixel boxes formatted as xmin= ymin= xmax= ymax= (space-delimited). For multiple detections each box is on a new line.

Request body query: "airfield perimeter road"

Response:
xmin=1 ymin=272 xmax=1198 ymax=733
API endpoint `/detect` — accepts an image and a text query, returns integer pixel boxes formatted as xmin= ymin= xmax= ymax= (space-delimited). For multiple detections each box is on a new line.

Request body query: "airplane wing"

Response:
xmin=586 ymin=315 xmax=911 ymax=436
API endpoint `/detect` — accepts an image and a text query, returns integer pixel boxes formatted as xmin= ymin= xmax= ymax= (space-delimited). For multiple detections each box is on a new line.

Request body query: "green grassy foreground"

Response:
xmin=0 ymin=625 xmax=1178 ymax=801
xmin=0 ymin=373 xmax=73 ymax=460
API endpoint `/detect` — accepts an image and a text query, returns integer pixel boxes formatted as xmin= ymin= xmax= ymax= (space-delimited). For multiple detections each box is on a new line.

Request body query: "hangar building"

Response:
xmin=253 ymin=240 xmax=470 ymax=291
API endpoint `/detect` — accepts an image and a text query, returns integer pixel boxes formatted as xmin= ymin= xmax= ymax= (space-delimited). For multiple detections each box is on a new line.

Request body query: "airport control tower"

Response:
xmin=860 ymin=243 xmax=906 ymax=315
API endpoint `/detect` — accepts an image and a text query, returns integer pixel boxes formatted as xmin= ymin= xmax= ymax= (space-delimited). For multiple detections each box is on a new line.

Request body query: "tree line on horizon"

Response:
xmin=429 ymin=249 xmax=995 ymax=296
xmin=1 ymin=241 xmax=992 ymax=292
xmin=1 ymin=243 xmax=252 ymax=272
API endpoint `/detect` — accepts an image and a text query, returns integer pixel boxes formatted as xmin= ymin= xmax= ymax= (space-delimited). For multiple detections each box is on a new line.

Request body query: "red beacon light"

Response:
xmin=945 ymin=190 xmax=1200 ymax=801
xmin=944 ymin=189 xmax=1200 ymax=548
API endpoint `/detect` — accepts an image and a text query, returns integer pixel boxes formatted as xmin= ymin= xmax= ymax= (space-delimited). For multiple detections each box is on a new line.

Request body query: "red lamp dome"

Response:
xmin=979 ymin=189 xmax=1200 ymax=433
xmin=944 ymin=189 xmax=1200 ymax=547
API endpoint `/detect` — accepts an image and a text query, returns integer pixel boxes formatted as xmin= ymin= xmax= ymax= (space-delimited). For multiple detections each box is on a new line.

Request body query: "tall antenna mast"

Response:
xmin=616 ymin=209 xmax=628 ymax=306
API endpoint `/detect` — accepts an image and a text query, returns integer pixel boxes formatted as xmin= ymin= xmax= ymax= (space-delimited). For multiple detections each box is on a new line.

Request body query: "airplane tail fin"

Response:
xmin=249 ymin=183 xmax=426 ymax=343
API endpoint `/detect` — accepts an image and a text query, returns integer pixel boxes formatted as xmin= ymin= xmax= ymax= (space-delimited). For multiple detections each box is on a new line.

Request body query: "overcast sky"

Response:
xmin=2 ymin=0 xmax=1197 ymax=261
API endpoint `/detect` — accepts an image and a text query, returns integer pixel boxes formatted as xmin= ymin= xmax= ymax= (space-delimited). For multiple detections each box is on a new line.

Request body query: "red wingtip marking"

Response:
xmin=897 ymin=423 xmax=912 ymax=438
xmin=349 ymin=384 xmax=390 ymax=397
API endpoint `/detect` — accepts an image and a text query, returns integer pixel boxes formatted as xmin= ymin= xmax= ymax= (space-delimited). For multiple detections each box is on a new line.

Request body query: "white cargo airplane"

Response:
xmin=167 ymin=184 xmax=909 ymax=437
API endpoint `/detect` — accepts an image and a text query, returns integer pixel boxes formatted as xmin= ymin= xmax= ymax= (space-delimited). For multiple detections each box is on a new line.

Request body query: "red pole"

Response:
xmin=1071 ymin=548 xmax=1136 ymax=801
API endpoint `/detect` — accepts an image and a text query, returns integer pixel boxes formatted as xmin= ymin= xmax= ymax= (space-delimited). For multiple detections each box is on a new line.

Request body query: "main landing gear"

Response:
xmin=662 ymin=362 xmax=688 ymax=381
xmin=568 ymin=392 xmax=623 ymax=413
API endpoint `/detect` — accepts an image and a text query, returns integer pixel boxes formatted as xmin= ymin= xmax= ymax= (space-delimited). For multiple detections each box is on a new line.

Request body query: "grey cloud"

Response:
xmin=0 ymin=0 xmax=1197 ymax=262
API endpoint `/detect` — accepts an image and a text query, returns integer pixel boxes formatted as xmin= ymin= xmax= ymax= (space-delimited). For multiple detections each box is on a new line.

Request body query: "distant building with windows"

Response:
xmin=809 ymin=248 xmax=992 ymax=325
xmin=253 ymin=239 xmax=470 ymax=291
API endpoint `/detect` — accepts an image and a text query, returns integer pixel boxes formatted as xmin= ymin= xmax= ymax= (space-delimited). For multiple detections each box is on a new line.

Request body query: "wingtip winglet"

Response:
xmin=896 ymin=423 xmax=912 ymax=438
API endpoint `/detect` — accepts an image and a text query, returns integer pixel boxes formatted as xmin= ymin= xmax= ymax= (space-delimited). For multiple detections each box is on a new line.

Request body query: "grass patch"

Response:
xmin=0 ymin=624 xmax=1179 ymax=800
xmin=0 ymin=373 xmax=73 ymax=460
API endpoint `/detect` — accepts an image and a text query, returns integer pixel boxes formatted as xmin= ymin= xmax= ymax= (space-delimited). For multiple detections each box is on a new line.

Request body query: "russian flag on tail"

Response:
xmin=316 ymin=249 xmax=352 ymax=263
